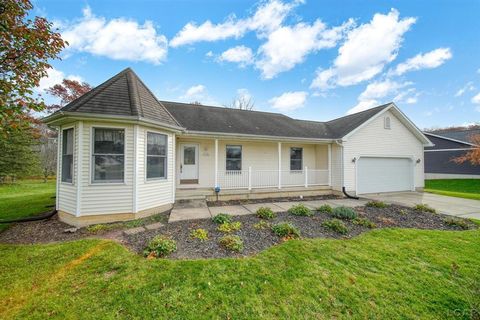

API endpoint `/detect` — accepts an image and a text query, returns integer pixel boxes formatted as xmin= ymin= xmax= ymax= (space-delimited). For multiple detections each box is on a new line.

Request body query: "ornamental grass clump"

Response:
xmin=353 ymin=217 xmax=376 ymax=229
xmin=413 ymin=204 xmax=436 ymax=213
xmin=288 ymin=204 xmax=313 ymax=216
xmin=271 ymin=222 xmax=300 ymax=239
xmin=144 ymin=235 xmax=177 ymax=258
xmin=322 ymin=219 xmax=348 ymax=235
xmin=366 ymin=200 xmax=388 ymax=208
xmin=256 ymin=207 xmax=276 ymax=220
xmin=219 ymin=235 xmax=244 ymax=252
xmin=212 ymin=213 xmax=232 ymax=224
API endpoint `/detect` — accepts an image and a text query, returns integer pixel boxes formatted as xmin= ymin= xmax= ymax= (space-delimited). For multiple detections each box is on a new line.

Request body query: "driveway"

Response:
xmin=362 ymin=192 xmax=480 ymax=219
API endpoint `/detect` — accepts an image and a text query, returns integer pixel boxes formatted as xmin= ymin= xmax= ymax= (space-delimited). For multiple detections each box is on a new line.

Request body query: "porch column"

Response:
xmin=214 ymin=139 xmax=218 ymax=188
xmin=278 ymin=142 xmax=282 ymax=189
xmin=328 ymin=144 xmax=332 ymax=186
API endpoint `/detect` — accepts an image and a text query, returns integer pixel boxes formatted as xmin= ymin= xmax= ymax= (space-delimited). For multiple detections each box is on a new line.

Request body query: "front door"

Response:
xmin=180 ymin=144 xmax=199 ymax=184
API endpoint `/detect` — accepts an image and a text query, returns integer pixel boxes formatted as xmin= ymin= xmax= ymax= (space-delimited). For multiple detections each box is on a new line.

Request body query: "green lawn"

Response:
xmin=0 ymin=229 xmax=479 ymax=319
xmin=0 ymin=179 xmax=56 ymax=231
xmin=425 ymin=179 xmax=480 ymax=200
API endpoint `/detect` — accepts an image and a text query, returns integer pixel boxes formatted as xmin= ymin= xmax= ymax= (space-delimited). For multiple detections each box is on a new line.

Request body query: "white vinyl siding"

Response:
xmin=79 ymin=122 xmax=134 ymax=215
xmin=343 ymin=110 xmax=425 ymax=193
xmin=137 ymin=126 xmax=174 ymax=212
xmin=330 ymin=143 xmax=342 ymax=191
xmin=57 ymin=123 xmax=77 ymax=214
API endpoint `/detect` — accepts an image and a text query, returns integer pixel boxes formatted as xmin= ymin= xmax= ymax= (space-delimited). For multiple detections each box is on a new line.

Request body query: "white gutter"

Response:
xmin=182 ymin=130 xmax=336 ymax=143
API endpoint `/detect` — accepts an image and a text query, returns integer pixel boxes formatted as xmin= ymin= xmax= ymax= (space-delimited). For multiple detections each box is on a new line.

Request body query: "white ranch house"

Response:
xmin=44 ymin=68 xmax=433 ymax=226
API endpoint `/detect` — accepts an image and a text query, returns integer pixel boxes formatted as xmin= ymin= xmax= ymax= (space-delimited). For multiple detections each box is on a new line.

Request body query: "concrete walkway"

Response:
xmin=362 ymin=192 xmax=480 ymax=219
xmin=169 ymin=198 xmax=369 ymax=223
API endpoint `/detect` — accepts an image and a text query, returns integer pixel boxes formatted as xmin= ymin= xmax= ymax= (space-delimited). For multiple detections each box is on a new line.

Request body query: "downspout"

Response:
xmin=335 ymin=139 xmax=359 ymax=200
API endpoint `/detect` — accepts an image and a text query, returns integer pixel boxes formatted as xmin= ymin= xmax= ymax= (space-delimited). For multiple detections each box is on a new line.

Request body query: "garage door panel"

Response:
xmin=357 ymin=157 xmax=413 ymax=194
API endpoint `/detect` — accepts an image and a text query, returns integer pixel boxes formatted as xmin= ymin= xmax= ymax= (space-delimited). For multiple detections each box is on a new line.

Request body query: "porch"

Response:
xmin=175 ymin=136 xmax=336 ymax=201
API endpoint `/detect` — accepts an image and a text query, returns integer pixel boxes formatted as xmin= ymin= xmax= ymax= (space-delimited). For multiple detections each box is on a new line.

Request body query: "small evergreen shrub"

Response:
xmin=144 ymin=235 xmax=177 ymax=258
xmin=316 ymin=204 xmax=333 ymax=214
xmin=444 ymin=217 xmax=469 ymax=230
xmin=288 ymin=204 xmax=313 ymax=216
xmin=217 ymin=221 xmax=242 ymax=233
xmin=256 ymin=207 xmax=276 ymax=219
xmin=331 ymin=206 xmax=357 ymax=220
xmin=219 ymin=235 xmax=244 ymax=252
xmin=322 ymin=219 xmax=348 ymax=234
xmin=212 ymin=213 xmax=232 ymax=224
xmin=253 ymin=220 xmax=271 ymax=230
xmin=413 ymin=204 xmax=436 ymax=213
xmin=271 ymin=222 xmax=300 ymax=238
xmin=366 ymin=200 xmax=388 ymax=208
xmin=353 ymin=217 xmax=376 ymax=228
xmin=190 ymin=228 xmax=209 ymax=241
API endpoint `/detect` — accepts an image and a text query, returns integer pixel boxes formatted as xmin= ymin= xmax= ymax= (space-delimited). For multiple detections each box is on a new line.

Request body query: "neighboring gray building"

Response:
xmin=424 ymin=130 xmax=479 ymax=179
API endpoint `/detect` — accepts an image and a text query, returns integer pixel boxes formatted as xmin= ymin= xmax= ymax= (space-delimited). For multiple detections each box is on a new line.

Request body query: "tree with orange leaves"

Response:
xmin=452 ymin=134 xmax=480 ymax=166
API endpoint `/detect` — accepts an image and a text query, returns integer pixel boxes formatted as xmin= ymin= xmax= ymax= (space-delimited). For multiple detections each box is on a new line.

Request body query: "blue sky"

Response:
xmin=34 ymin=0 xmax=480 ymax=129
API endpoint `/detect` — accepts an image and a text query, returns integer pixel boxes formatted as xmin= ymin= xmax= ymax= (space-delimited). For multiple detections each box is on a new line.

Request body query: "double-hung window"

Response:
xmin=61 ymin=128 xmax=74 ymax=183
xmin=92 ymin=128 xmax=125 ymax=183
xmin=146 ymin=132 xmax=167 ymax=179
xmin=290 ymin=147 xmax=303 ymax=171
xmin=226 ymin=145 xmax=242 ymax=171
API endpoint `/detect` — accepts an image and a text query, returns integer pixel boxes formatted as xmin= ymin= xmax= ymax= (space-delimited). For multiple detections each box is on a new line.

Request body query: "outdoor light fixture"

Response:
xmin=352 ymin=157 xmax=356 ymax=163
xmin=416 ymin=158 xmax=421 ymax=164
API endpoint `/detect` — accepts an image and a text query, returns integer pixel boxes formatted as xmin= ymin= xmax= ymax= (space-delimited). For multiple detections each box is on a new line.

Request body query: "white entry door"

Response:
xmin=180 ymin=144 xmax=199 ymax=183
xmin=357 ymin=157 xmax=414 ymax=194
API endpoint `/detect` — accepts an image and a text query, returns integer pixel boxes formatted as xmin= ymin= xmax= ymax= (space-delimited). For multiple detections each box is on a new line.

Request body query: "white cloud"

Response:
xmin=219 ymin=45 xmax=254 ymax=67
xmin=455 ymin=81 xmax=475 ymax=97
xmin=347 ymin=79 xmax=411 ymax=114
xmin=180 ymin=84 xmax=219 ymax=105
xmin=472 ymin=92 xmax=480 ymax=105
xmin=311 ymin=9 xmax=415 ymax=90
xmin=205 ymin=51 xmax=214 ymax=58
xmin=170 ymin=0 xmax=299 ymax=47
xmin=269 ymin=91 xmax=307 ymax=112
xmin=62 ymin=6 xmax=168 ymax=64
xmin=256 ymin=19 xmax=354 ymax=79
xmin=36 ymin=67 xmax=83 ymax=94
xmin=392 ymin=48 xmax=452 ymax=76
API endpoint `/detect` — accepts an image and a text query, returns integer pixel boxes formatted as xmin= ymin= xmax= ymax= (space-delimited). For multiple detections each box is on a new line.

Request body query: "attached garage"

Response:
xmin=356 ymin=157 xmax=414 ymax=194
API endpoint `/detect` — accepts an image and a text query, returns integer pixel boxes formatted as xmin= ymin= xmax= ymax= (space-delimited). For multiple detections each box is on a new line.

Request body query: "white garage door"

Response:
xmin=357 ymin=157 xmax=413 ymax=194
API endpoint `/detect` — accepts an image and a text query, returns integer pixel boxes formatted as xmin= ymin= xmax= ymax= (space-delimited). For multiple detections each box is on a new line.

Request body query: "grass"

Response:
xmin=0 ymin=179 xmax=56 ymax=231
xmin=425 ymin=179 xmax=480 ymax=200
xmin=0 ymin=229 xmax=479 ymax=319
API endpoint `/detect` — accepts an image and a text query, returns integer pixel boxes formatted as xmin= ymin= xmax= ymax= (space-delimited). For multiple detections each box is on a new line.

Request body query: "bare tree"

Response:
xmin=227 ymin=94 xmax=254 ymax=110
xmin=190 ymin=101 xmax=203 ymax=105
xmin=36 ymin=124 xmax=57 ymax=182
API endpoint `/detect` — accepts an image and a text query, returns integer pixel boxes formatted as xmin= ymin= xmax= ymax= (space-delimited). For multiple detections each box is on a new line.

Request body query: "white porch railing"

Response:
xmin=217 ymin=167 xmax=329 ymax=190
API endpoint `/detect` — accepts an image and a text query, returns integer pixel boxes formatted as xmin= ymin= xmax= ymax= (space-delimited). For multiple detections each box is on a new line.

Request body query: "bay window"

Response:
xmin=146 ymin=132 xmax=167 ymax=179
xmin=61 ymin=128 xmax=74 ymax=183
xmin=92 ymin=128 xmax=125 ymax=182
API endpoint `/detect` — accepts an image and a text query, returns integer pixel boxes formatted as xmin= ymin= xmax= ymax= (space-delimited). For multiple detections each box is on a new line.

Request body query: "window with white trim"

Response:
xmin=226 ymin=145 xmax=242 ymax=171
xmin=146 ymin=132 xmax=167 ymax=179
xmin=290 ymin=147 xmax=303 ymax=171
xmin=384 ymin=116 xmax=391 ymax=129
xmin=61 ymin=128 xmax=74 ymax=183
xmin=92 ymin=128 xmax=125 ymax=182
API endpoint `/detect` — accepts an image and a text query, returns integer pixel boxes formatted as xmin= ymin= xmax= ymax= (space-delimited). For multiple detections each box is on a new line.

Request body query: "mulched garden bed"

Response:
xmin=124 ymin=204 xmax=478 ymax=260
xmin=207 ymin=194 xmax=340 ymax=207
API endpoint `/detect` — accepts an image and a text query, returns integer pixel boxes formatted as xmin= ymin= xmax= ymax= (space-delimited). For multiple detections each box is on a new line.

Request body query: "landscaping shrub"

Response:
xmin=353 ymin=217 xmax=376 ymax=229
xmin=316 ymin=204 xmax=333 ymax=214
xmin=256 ymin=207 xmax=276 ymax=219
xmin=144 ymin=235 xmax=177 ymax=258
xmin=271 ymin=222 xmax=300 ymax=238
xmin=399 ymin=209 xmax=409 ymax=215
xmin=212 ymin=213 xmax=232 ymax=224
xmin=322 ymin=219 xmax=348 ymax=234
xmin=219 ymin=235 xmax=244 ymax=252
xmin=190 ymin=228 xmax=209 ymax=241
xmin=331 ymin=206 xmax=357 ymax=220
xmin=413 ymin=204 xmax=436 ymax=213
xmin=253 ymin=220 xmax=271 ymax=230
xmin=366 ymin=200 xmax=388 ymax=208
xmin=217 ymin=221 xmax=242 ymax=233
xmin=288 ymin=204 xmax=313 ymax=216
xmin=444 ymin=217 xmax=469 ymax=230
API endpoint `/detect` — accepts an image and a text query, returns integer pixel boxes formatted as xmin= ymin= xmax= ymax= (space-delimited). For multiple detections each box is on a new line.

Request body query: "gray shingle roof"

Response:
xmin=59 ymin=68 xmax=180 ymax=127
xmin=163 ymin=101 xmax=391 ymax=139
xmin=429 ymin=129 xmax=480 ymax=144
xmin=54 ymin=68 xmax=392 ymax=139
